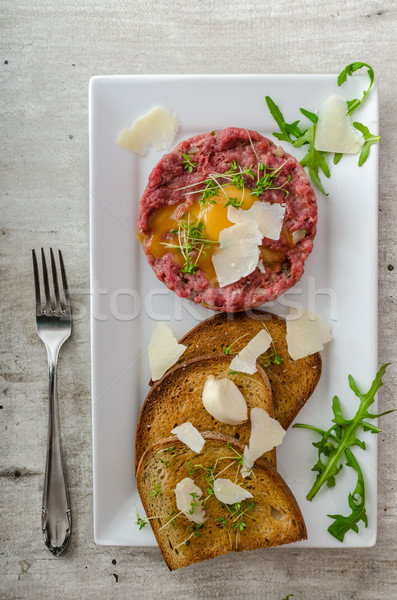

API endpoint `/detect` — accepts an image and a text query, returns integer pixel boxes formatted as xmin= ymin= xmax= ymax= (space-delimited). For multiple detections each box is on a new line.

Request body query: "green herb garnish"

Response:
xmin=265 ymin=97 xmax=330 ymax=195
xmin=225 ymin=499 xmax=257 ymax=533
xmin=261 ymin=342 xmax=283 ymax=367
xmin=252 ymin=163 xmax=291 ymax=197
xmin=149 ymin=478 xmax=161 ymax=497
xmin=162 ymin=215 xmax=219 ymax=275
xmin=337 ymin=62 xmax=375 ymax=116
xmin=135 ymin=514 xmax=148 ymax=530
xmin=175 ymin=522 xmax=204 ymax=548
xmin=265 ymin=62 xmax=379 ymax=194
xmin=158 ymin=445 xmax=176 ymax=468
xmin=177 ymin=159 xmax=285 ymax=207
xmin=181 ymin=152 xmax=197 ymax=173
xmin=327 ymin=448 xmax=367 ymax=542
xmin=224 ymin=196 xmax=243 ymax=208
xmin=353 ymin=122 xmax=380 ymax=167
xmin=187 ymin=492 xmax=200 ymax=515
xmin=293 ymin=364 xmax=394 ymax=541
xmin=222 ymin=333 xmax=250 ymax=356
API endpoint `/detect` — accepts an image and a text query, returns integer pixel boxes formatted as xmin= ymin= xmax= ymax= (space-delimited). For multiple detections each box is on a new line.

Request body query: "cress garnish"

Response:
xmin=161 ymin=215 xmax=219 ymax=275
xmin=135 ymin=443 xmax=258 ymax=549
xmin=181 ymin=152 xmax=197 ymax=173
xmin=176 ymin=158 xmax=290 ymax=207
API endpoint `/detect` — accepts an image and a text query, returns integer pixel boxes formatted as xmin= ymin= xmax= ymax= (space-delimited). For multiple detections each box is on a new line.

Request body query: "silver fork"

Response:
xmin=32 ymin=248 xmax=72 ymax=556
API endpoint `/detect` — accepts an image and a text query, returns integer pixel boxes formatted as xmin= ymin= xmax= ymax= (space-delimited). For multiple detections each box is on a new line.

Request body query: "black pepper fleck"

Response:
xmin=387 ymin=264 xmax=394 ymax=271
xmin=112 ymin=559 xmax=117 ymax=565
xmin=113 ymin=573 xmax=119 ymax=583
xmin=68 ymin=134 xmax=73 ymax=139
xmin=4 ymin=60 xmax=8 ymax=64
xmin=0 ymin=405 xmax=3 ymax=409
xmin=14 ymin=470 xmax=22 ymax=478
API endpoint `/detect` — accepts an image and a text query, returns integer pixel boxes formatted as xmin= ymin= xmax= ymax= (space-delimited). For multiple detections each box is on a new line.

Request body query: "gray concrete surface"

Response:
xmin=1 ymin=1 xmax=396 ymax=598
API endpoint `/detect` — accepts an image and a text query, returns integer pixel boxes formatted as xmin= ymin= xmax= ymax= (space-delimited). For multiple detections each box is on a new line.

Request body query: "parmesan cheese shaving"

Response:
xmin=241 ymin=408 xmax=286 ymax=478
xmin=314 ymin=95 xmax=363 ymax=154
xmin=212 ymin=220 xmax=262 ymax=288
xmin=148 ymin=322 xmax=186 ymax=381
xmin=213 ymin=478 xmax=253 ymax=505
xmin=117 ymin=106 xmax=179 ymax=155
xmin=227 ymin=201 xmax=285 ymax=241
xmin=171 ymin=422 xmax=205 ymax=453
xmin=174 ymin=478 xmax=206 ymax=524
xmin=202 ymin=376 xmax=248 ymax=425
xmin=286 ymin=309 xmax=332 ymax=361
xmin=229 ymin=329 xmax=272 ymax=374
xmin=291 ymin=228 xmax=306 ymax=245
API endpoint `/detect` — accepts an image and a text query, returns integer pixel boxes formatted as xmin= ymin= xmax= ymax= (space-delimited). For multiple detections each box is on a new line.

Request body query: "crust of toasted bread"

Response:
xmin=177 ymin=310 xmax=321 ymax=429
xmin=136 ymin=432 xmax=307 ymax=570
xmin=135 ymin=354 xmax=275 ymax=471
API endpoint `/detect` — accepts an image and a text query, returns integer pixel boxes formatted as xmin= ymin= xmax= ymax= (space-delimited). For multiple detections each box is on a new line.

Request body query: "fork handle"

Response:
xmin=42 ymin=352 xmax=71 ymax=556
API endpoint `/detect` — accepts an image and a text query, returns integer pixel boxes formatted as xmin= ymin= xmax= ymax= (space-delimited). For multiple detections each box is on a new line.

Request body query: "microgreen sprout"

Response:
xmin=187 ymin=492 xmax=200 ymax=515
xmin=226 ymin=441 xmax=245 ymax=468
xmin=261 ymin=342 xmax=283 ymax=367
xmin=223 ymin=333 xmax=250 ymax=356
xmin=228 ymin=370 xmax=269 ymax=391
xmin=224 ymin=196 xmax=243 ymax=208
xmin=181 ymin=152 xmax=197 ymax=173
xmin=135 ymin=513 xmax=148 ymax=530
xmin=134 ymin=505 xmax=175 ymax=530
xmin=176 ymin=158 xmax=284 ymax=208
xmin=161 ymin=215 xmax=219 ymax=275
xmin=174 ymin=522 xmax=204 ymax=549
xmin=149 ymin=477 xmax=161 ymax=497
xmin=159 ymin=445 xmax=176 ymax=468
xmin=251 ymin=162 xmax=290 ymax=198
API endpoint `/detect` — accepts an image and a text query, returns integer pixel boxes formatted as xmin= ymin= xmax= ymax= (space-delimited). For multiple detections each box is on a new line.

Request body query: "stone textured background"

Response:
xmin=1 ymin=1 xmax=396 ymax=598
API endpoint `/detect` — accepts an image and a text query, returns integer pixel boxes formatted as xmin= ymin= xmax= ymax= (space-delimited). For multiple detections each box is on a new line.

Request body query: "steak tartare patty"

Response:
xmin=138 ymin=127 xmax=317 ymax=313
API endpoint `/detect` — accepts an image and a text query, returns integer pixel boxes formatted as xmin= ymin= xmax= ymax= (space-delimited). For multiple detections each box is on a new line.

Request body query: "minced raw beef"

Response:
xmin=138 ymin=127 xmax=318 ymax=313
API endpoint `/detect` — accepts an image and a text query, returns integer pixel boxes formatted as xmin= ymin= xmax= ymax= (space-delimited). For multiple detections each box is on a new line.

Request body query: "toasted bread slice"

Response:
xmin=136 ymin=354 xmax=275 ymax=471
xmin=136 ymin=432 xmax=307 ymax=570
xmin=177 ymin=311 xmax=321 ymax=429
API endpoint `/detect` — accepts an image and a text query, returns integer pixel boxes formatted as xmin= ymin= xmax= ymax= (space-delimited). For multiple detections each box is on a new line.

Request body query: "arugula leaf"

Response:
xmin=266 ymin=97 xmax=330 ymax=195
xmin=337 ymin=62 xmax=375 ymax=116
xmin=295 ymin=364 xmax=389 ymax=501
xmin=327 ymin=448 xmax=367 ymax=542
xmin=333 ymin=152 xmax=343 ymax=165
xmin=353 ymin=122 xmax=380 ymax=166
xmin=293 ymin=125 xmax=330 ymax=196
xmin=293 ymin=364 xmax=393 ymax=542
xmin=299 ymin=107 xmax=318 ymax=124
xmin=265 ymin=62 xmax=378 ymax=191
xmin=265 ymin=96 xmax=303 ymax=143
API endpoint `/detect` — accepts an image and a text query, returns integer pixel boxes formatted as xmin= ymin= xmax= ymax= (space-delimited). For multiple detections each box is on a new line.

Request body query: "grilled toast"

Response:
xmin=135 ymin=354 xmax=275 ymax=471
xmin=177 ymin=310 xmax=322 ymax=429
xmin=136 ymin=432 xmax=307 ymax=570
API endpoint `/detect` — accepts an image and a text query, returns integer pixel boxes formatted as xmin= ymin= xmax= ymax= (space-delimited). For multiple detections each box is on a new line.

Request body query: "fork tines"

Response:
xmin=32 ymin=249 xmax=71 ymax=316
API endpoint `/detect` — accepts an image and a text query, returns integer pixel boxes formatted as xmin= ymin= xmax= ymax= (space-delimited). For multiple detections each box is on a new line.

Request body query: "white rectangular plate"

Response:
xmin=89 ymin=74 xmax=378 ymax=547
